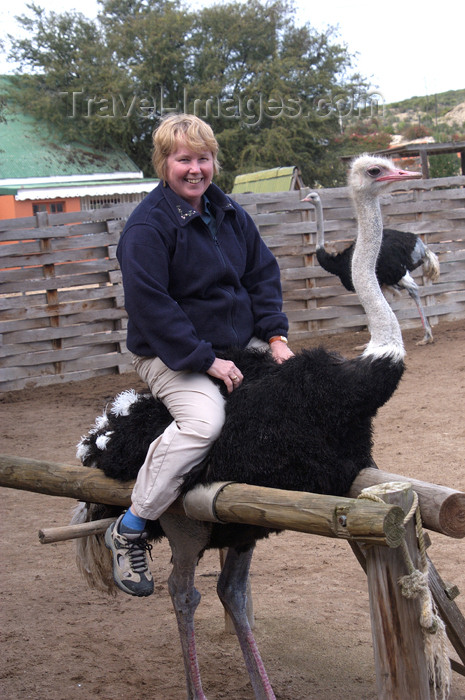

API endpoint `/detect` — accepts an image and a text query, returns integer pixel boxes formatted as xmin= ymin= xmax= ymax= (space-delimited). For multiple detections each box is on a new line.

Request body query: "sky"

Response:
xmin=1 ymin=0 xmax=463 ymax=105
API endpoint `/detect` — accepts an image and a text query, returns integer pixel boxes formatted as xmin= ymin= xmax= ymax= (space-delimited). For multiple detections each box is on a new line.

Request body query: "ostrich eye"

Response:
xmin=367 ymin=166 xmax=382 ymax=178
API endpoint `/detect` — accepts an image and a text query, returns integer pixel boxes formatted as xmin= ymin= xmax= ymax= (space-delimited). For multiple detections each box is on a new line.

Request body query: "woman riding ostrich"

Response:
xmin=75 ymin=154 xmax=421 ymax=700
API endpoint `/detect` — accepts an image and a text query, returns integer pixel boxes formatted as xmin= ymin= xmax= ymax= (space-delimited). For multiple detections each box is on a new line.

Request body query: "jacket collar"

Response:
xmin=159 ymin=181 xmax=235 ymax=226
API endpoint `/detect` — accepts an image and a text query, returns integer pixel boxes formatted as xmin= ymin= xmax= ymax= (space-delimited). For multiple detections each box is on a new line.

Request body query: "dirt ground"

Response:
xmin=1 ymin=320 xmax=464 ymax=700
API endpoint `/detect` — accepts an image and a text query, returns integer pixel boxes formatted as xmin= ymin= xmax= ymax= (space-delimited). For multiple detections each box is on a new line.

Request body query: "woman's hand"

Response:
xmin=270 ymin=340 xmax=294 ymax=364
xmin=207 ymin=358 xmax=244 ymax=393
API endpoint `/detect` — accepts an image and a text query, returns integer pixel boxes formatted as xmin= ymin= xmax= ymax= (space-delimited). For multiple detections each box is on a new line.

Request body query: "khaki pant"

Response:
xmin=131 ymin=338 xmax=268 ymax=520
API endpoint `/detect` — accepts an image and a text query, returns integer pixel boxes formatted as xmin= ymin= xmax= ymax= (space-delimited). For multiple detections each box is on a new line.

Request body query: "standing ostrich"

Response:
xmin=303 ymin=189 xmax=440 ymax=345
xmin=74 ymin=155 xmax=421 ymax=700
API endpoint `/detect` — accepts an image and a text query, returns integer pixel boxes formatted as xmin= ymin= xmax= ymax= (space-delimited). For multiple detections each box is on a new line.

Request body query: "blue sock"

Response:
xmin=120 ymin=509 xmax=147 ymax=533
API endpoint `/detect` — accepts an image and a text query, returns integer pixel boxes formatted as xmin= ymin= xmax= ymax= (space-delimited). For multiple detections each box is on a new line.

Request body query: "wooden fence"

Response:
xmin=1 ymin=176 xmax=464 ymax=391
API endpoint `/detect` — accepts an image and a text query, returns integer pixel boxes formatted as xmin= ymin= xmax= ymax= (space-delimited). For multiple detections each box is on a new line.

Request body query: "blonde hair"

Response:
xmin=152 ymin=114 xmax=220 ymax=180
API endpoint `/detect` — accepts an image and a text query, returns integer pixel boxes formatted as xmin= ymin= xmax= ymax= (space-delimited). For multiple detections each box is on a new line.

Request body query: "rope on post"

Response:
xmin=358 ymin=485 xmax=452 ymax=700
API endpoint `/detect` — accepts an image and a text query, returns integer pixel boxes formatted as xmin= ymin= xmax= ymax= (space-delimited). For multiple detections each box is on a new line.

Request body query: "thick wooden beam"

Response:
xmin=0 ymin=454 xmax=132 ymax=506
xmin=350 ymin=467 xmax=465 ymax=539
xmin=1 ymin=454 xmax=464 ymax=540
xmin=184 ymin=481 xmax=405 ymax=546
xmin=1 ymin=454 xmax=402 ymax=545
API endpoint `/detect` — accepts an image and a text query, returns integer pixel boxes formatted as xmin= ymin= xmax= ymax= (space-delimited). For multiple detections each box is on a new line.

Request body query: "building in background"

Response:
xmin=0 ymin=109 xmax=157 ymax=220
xmin=231 ymin=166 xmax=304 ymax=194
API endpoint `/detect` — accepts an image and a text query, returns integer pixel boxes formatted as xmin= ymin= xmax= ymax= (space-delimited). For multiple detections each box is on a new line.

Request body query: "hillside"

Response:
xmin=389 ymin=88 xmax=465 ymax=114
xmin=437 ymin=101 xmax=465 ymax=127
xmin=385 ymin=88 xmax=465 ymax=132
xmin=340 ymin=88 xmax=464 ymax=179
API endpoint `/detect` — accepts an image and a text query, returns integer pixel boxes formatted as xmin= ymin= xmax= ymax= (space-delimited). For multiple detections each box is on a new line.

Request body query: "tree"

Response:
xmin=186 ymin=1 xmax=365 ymax=187
xmin=4 ymin=0 xmax=367 ymax=186
xmin=5 ymin=1 xmax=191 ymax=168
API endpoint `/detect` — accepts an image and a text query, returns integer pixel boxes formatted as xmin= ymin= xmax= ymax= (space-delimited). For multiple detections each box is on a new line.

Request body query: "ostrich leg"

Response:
xmin=398 ymin=272 xmax=434 ymax=344
xmin=161 ymin=513 xmax=212 ymax=700
xmin=217 ymin=546 xmax=276 ymax=700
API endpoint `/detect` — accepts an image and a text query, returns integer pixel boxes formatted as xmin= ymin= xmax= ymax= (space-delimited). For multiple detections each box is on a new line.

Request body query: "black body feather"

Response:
xmin=317 ymin=228 xmax=423 ymax=292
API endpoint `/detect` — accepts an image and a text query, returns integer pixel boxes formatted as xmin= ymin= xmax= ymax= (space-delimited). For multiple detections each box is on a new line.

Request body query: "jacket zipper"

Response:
xmin=202 ymin=219 xmax=240 ymax=346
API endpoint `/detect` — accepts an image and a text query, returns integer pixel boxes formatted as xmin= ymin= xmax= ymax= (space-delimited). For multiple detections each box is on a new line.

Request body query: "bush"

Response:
xmin=429 ymin=153 xmax=461 ymax=178
xmin=402 ymin=124 xmax=431 ymax=140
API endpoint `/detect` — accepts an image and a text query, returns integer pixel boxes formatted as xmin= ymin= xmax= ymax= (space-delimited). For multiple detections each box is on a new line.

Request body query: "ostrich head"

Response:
xmin=301 ymin=191 xmax=321 ymax=204
xmin=348 ymin=154 xmax=422 ymax=194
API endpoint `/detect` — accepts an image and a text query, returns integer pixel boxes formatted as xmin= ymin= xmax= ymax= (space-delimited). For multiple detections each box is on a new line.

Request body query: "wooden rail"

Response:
xmin=0 ymin=454 xmax=404 ymax=547
xmin=1 ymin=455 xmax=464 ymax=540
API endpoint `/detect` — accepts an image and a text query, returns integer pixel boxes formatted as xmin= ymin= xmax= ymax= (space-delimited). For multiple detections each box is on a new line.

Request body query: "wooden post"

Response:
xmin=363 ymin=482 xmax=431 ymax=700
xmin=1 ymin=454 xmax=463 ymax=690
xmin=419 ymin=148 xmax=430 ymax=178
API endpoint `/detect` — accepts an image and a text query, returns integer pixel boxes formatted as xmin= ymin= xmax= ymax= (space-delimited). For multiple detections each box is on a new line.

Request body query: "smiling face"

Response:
xmin=165 ymin=139 xmax=214 ymax=211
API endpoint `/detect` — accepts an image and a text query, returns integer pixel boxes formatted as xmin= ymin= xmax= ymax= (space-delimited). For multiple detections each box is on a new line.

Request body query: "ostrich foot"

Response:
xmin=416 ymin=334 xmax=434 ymax=346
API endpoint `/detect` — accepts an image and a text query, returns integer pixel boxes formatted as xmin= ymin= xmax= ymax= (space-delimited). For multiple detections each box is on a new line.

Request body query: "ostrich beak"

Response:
xmin=376 ymin=168 xmax=422 ymax=182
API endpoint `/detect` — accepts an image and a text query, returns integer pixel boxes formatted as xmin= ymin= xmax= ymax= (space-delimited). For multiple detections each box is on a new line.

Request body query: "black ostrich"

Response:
xmin=74 ymin=155 xmax=421 ymax=700
xmin=302 ymin=189 xmax=440 ymax=345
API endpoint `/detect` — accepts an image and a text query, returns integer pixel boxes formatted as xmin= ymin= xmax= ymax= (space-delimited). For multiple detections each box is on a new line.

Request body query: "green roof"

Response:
xmin=0 ymin=110 xmax=141 ymax=180
xmin=231 ymin=166 xmax=304 ymax=194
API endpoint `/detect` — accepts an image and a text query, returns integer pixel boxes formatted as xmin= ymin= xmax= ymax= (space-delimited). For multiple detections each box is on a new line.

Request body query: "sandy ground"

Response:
xmin=1 ymin=320 xmax=464 ymax=700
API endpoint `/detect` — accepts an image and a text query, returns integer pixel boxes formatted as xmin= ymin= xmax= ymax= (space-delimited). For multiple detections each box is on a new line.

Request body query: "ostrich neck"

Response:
xmin=351 ymin=195 xmax=404 ymax=359
xmin=314 ymin=199 xmax=325 ymax=249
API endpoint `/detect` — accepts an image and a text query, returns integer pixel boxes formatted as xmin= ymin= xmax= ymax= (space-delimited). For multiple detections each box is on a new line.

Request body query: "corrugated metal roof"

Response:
xmin=12 ymin=178 xmax=159 ymax=200
xmin=231 ymin=166 xmax=304 ymax=194
xmin=0 ymin=111 xmax=141 ymax=180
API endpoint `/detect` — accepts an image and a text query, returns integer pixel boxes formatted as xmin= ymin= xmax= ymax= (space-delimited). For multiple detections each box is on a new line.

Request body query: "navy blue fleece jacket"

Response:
xmin=116 ymin=180 xmax=288 ymax=372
